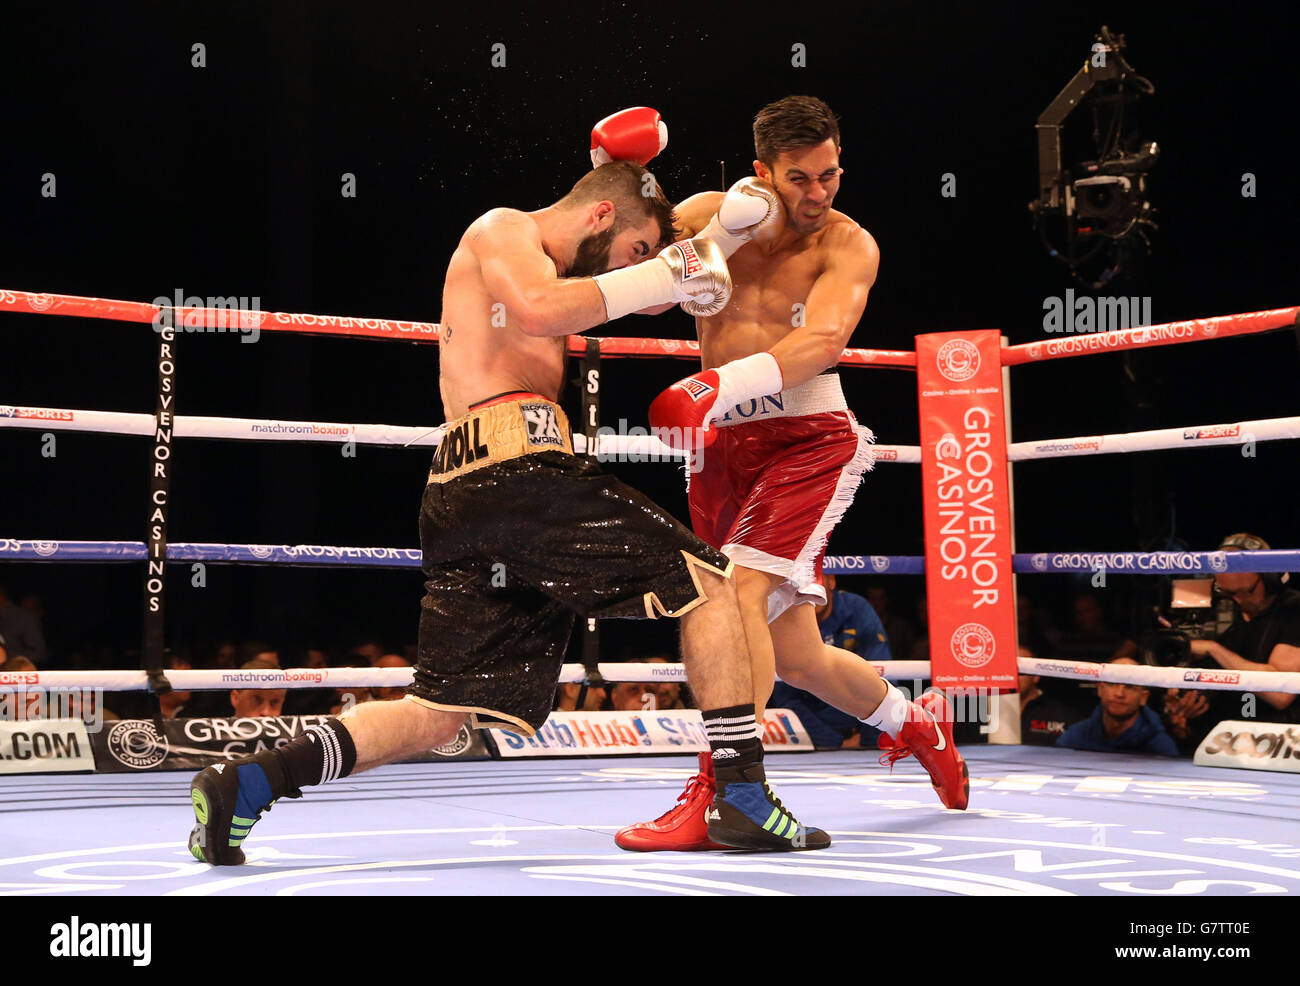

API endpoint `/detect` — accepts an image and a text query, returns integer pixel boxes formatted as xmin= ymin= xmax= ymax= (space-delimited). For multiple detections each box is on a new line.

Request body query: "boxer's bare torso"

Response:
xmin=674 ymin=192 xmax=877 ymax=378
xmin=438 ymin=210 xmax=568 ymax=420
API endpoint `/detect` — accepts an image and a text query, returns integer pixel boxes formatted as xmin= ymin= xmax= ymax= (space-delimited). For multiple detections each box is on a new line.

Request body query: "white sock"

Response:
xmin=861 ymin=682 xmax=911 ymax=738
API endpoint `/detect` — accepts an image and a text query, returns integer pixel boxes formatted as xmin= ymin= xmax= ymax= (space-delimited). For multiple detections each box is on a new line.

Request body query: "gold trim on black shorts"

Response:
xmin=429 ymin=398 xmax=572 ymax=484
xmin=641 ymin=550 xmax=736 ymax=618
xmin=403 ymin=694 xmax=535 ymax=736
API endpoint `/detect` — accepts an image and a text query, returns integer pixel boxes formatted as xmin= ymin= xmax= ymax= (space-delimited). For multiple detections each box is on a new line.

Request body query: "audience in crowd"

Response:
xmin=865 ymin=585 xmax=914 ymax=662
xmin=1161 ymin=686 xmax=1211 ymax=754
xmin=643 ymin=656 xmax=689 ymax=710
xmin=598 ymin=656 xmax=689 ymax=712
xmin=817 ymin=575 xmax=892 ymax=661
xmin=909 ymin=595 xmax=929 ymax=662
xmin=1056 ymin=657 xmax=1179 ymax=756
xmin=0 ymin=584 xmax=48 ymax=667
xmin=609 ymin=679 xmax=655 ymax=712
xmin=1016 ymin=594 xmax=1057 ymax=661
xmin=352 ymin=640 xmax=386 ymax=666
xmin=769 ymin=575 xmax=891 ymax=749
xmin=214 ymin=641 xmax=240 ymax=670
xmin=1 ymin=656 xmax=39 ymax=718
xmin=326 ymin=644 xmax=381 ymax=716
xmin=229 ymin=660 xmax=287 ymax=719
xmin=372 ymin=654 xmax=411 ymax=702
xmin=1056 ymin=591 xmax=1138 ymax=663
xmin=11 ymin=545 xmax=1289 ymax=761
xmin=239 ymin=641 xmax=280 ymax=669
xmin=554 ymin=680 xmax=607 ymax=711
xmin=281 ymin=647 xmax=335 ymax=716
xmin=1017 ymin=644 xmax=1083 ymax=745
xmin=158 ymin=652 xmax=192 ymax=719
xmin=329 ymin=686 xmax=371 ymax=716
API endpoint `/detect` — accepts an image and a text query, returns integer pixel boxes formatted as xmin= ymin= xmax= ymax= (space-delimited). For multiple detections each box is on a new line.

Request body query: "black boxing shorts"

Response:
xmin=409 ymin=393 xmax=733 ymax=735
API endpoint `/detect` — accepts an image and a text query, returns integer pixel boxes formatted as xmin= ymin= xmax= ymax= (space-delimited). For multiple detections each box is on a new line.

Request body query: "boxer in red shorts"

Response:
xmin=618 ymin=96 xmax=969 ymax=851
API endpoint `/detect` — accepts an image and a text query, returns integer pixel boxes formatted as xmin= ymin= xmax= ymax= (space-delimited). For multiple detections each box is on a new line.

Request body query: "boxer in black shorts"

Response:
xmin=187 ymin=116 xmax=830 ymax=862
xmin=411 ymin=391 xmax=733 ymax=734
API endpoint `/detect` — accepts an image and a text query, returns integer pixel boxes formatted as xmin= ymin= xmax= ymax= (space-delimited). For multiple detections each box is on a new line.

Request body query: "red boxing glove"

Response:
xmin=590 ymin=107 xmax=668 ymax=168
xmin=649 ymin=352 xmax=784 ymax=451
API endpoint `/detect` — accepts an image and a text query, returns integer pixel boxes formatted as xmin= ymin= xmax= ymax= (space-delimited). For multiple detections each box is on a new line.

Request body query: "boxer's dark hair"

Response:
xmin=753 ymin=95 xmax=840 ymax=164
xmin=559 ymin=161 xmax=677 ymax=249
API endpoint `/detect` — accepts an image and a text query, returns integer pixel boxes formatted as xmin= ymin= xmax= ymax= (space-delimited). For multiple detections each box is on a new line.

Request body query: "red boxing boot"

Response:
xmin=615 ymin=752 xmax=729 ymax=851
xmin=879 ymin=690 xmax=970 ymax=810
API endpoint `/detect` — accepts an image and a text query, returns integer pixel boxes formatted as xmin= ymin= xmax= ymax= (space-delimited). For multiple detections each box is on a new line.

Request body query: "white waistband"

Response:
xmin=714 ymin=373 xmax=847 ymax=426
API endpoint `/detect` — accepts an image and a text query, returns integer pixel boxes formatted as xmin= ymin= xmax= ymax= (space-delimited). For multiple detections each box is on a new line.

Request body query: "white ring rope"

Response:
xmin=6 ymin=403 xmax=1298 ymax=465
xmin=5 ymin=658 xmax=1296 ymax=694
xmin=1008 ymin=416 xmax=1300 ymax=461
xmin=0 ymin=403 xmax=918 ymax=461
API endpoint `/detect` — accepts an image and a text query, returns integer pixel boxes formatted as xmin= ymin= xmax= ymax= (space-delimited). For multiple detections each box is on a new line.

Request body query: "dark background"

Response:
xmin=2 ymin=0 xmax=1297 ymax=667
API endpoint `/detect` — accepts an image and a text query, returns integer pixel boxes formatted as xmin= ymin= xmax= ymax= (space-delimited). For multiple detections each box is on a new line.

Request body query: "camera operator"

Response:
xmin=1189 ymin=533 xmax=1300 ymax=727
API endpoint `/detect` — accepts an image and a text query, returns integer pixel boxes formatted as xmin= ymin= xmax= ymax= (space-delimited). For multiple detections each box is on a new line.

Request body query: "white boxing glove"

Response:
xmin=697 ymin=177 xmax=787 ymax=258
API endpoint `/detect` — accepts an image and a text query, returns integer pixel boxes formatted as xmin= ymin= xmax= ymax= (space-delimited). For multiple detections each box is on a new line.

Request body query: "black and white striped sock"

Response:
xmin=702 ymin=704 xmax=763 ymax=770
xmin=274 ymin=717 xmax=358 ymax=790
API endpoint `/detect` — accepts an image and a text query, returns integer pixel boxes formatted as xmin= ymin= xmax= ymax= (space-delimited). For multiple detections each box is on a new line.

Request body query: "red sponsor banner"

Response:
xmin=916 ymin=330 xmax=1018 ymax=690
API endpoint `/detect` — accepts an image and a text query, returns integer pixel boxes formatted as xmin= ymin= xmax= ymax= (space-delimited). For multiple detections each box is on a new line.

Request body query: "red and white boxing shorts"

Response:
xmin=687 ymin=372 xmax=874 ymax=622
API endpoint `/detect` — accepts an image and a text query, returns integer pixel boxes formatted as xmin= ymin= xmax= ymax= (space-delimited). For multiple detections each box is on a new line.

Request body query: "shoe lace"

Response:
xmin=878 ymin=743 xmax=914 ymax=772
xmin=653 ymin=771 xmax=711 ymax=824
xmin=246 ymin=786 xmax=302 ymax=823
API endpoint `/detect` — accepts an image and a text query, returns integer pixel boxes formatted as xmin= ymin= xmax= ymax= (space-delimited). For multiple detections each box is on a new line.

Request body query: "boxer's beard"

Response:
xmin=567 ymin=227 xmax=617 ymax=278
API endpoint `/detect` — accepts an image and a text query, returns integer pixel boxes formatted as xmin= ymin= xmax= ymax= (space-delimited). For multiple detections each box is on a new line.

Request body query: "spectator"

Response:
xmin=214 ymin=641 xmax=240 ymax=670
xmin=351 ymin=639 xmax=386 ymax=666
xmin=328 ymin=648 xmax=378 ymax=715
xmin=767 ymin=575 xmax=891 ymax=749
xmin=0 ymin=584 xmax=48 ymax=667
xmin=1161 ymin=686 xmax=1211 ymax=753
xmin=645 ymin=655 xmax=689 ymax=710
xmin=159 ymin=652 xmax=193 ymax=719
xmin=607 ymin=655 xmax=689 ymax=711
xmin=1 ymin=656 xmax=113 ymax=724
xmin=820 ymin=575 xmax=891 ymax=661
xmin=229 ymin=659 xmax=287 ymax=718
xmin=73 ymin=688 xmax=116 ymax=726
xmin=610 ymin=678 xmax=655 ymax=711
xmin=372 ymin=654 xmax=411 ymax=702
xmin=909 ymin=594 xmax=929 ymax=661
xmin=329 ymin=687 xmax=371 ymax=717
xmin=238 ymin=641 xmax=280 ymax=669
xmin=1056 ymin=591 xmax=1138 ymax=663
xmin=103 ymin=649 xmax=191 ymax=720
xmin=1048 ymin=590 xmax=1137 ymax=715
xmin=1 ymin=656 xmax=39 ymax=719
xmin=554 ymin=681 xmax=607 ymax=711
xmin=1056 ymin=657 xmax=1178 ymax=756
xmin=1018 ymin=645 xmax=1082 ymax=745
xmin=1190 ymin=532 xmax=1300 ymax=725
xmin=865 ymin=584 xmax=914 ymax=661
xmin=282 ymin=647 xmax=337 ymax=716
xmin=1016 ymin=593 xmax=1057 ymax=659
